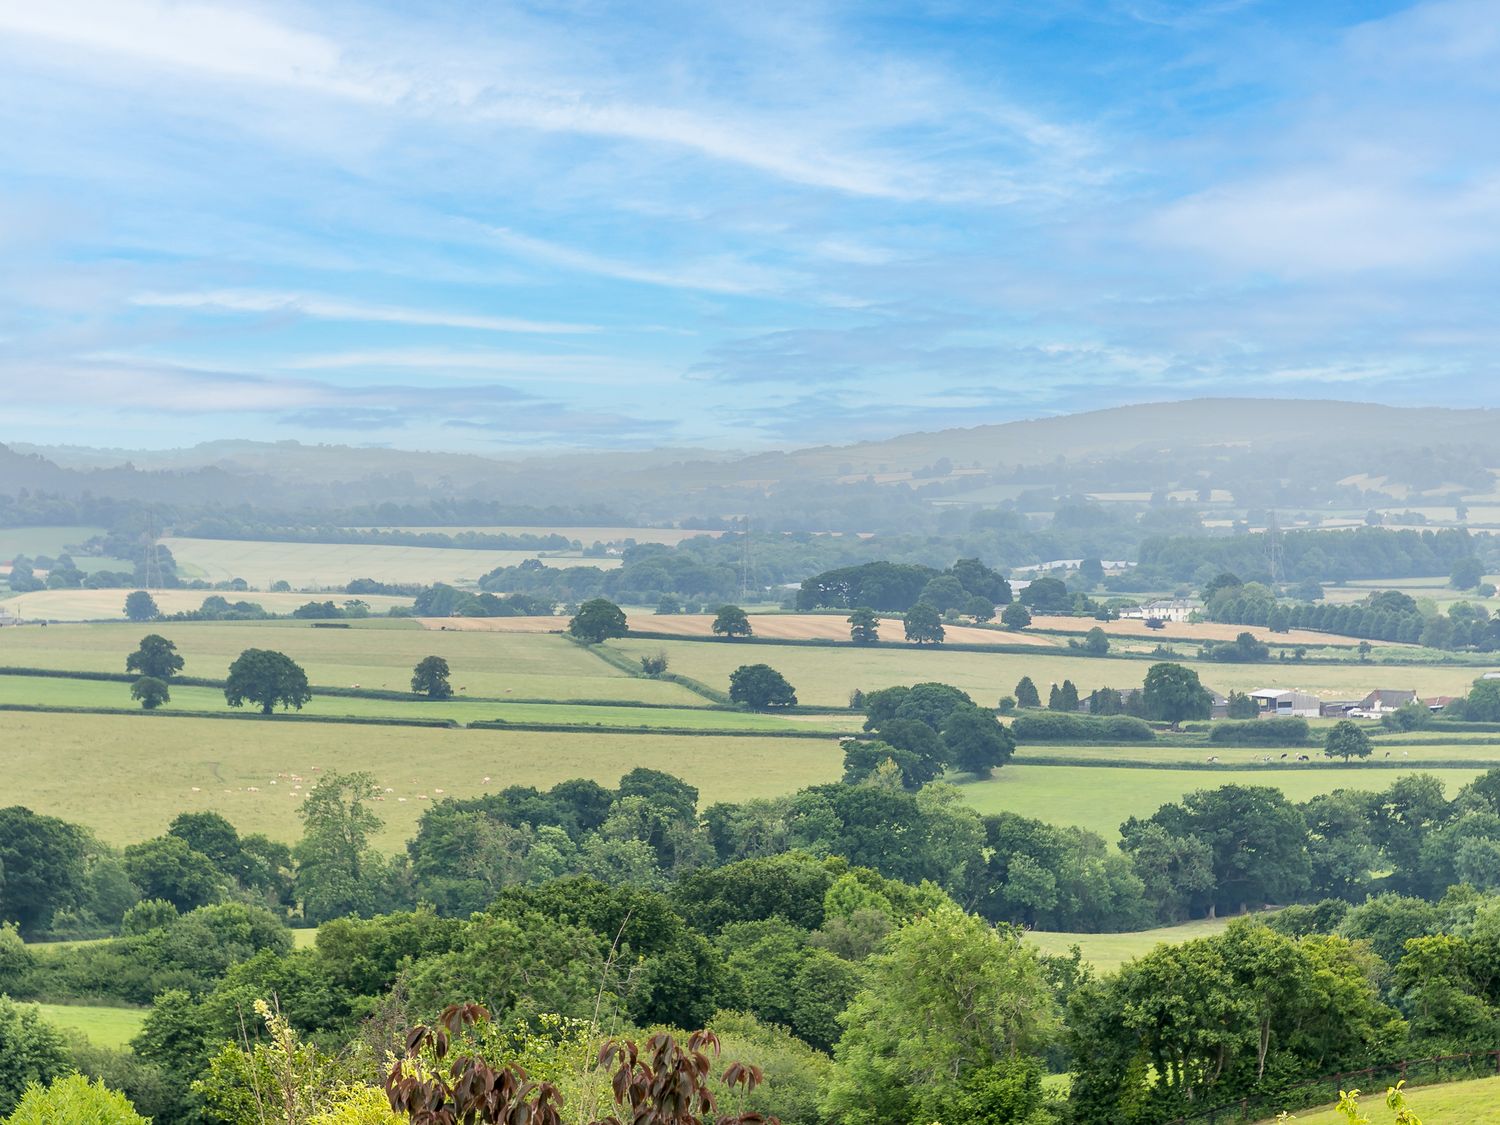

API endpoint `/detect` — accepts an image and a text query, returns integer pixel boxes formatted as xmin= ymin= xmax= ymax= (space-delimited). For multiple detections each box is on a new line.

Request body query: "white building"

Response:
xmin=1120 ymin=598 xmax=1201 ymax=624
xmin=1249 ymin=688 xmax=1322 ymax=718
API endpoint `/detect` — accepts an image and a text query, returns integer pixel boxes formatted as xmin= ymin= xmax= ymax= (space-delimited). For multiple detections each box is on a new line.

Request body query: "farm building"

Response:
xmin=1119 ymin=598 xmax=1201 ymax=623
xmin=1249 ymin=688 xmax=1321 ymax=718
xmin=1354 ymin=689 xmax=1418 ymax=715
xmin=1320 ymin=699 xmax=1362 ymax=718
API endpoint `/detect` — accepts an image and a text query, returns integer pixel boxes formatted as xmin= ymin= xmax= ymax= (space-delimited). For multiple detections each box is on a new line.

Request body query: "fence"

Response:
xmin=1166 ymin=1050 xmax=1500 ymax=1125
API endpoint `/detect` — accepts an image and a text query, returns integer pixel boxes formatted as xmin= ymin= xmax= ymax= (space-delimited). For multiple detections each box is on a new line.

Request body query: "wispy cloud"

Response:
xmin=131 ymin=290 xmax=594 ymax=334
xmin=482 ymin=227 xmax=796 ymax=296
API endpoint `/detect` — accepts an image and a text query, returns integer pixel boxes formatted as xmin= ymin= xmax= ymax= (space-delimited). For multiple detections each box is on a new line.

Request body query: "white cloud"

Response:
xmin=131 ymin=290 xmax=595 ymax=334
xmin=481 ymin=227 xmax=795 ymax=296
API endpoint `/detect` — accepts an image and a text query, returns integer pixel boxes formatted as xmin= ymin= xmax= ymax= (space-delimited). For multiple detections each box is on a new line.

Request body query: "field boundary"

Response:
xmin=565 ymin=635 xmax=739 ymax=706
xmin=1008 ymin=753 xmax=1500 ymax=771
xmin=0 ymin=665 xmax=731 ymax=712
xmin=0 ymin=700 xmax=858 ymax=739
xmin=0 ymin=702 xmax=459 ymax=728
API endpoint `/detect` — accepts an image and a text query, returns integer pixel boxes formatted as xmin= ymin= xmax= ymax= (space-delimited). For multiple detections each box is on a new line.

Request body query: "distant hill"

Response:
xmin=6 ymin=398 xmax=1500 ymax=515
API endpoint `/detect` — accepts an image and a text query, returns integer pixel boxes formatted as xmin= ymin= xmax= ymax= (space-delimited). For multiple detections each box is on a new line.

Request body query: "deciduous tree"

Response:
xmin=224 ymin=649 xmax=311 ymax=715
xmin=729 ymin=664 xmax=797 ymax=709
xmin=123 ymin=590 xmax=159 ymax=622
xmin=126 ymin=634 xmax=184 ymax=680
xmin=902 ymin=602 xmax=944 ymax=645
xmin=712 ymin=605 xmax=753 ymax=638
xmin=569 ymin=598 xmax=628 ymax=643
xmin=847 ymin=607 xmax=879 ymax=645
xmin=410 ymin=655 xmax=453 ymax=699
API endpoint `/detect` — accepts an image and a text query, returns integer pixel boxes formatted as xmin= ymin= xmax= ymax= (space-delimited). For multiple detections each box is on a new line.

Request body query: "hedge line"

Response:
xmin=464 ymin=719 xmax=855 ymax=739
xmin=1009 ymin=712 xmax=1156 ymax=743
xmin=0 ymin=703 xmax=458 ymax=728
xmin=1012 ymin=753 xmax=1500 ymax=771
xmin=1208 ymin=718 xmax=1312 ymax=746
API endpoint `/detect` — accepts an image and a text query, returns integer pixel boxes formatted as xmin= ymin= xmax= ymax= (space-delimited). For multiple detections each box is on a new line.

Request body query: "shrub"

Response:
xmin=1207 ymin=718 xmax=1311 ymax=745
xmin=1009 ymin=712 xmax=1154 ymax=743
xmin=4 ymin=1073 xmax=148 ymax=1124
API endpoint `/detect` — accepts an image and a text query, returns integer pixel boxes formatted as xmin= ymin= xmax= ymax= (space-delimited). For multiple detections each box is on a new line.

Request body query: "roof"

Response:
xmin=1361 ymin=689 xmax=1417 ymax=706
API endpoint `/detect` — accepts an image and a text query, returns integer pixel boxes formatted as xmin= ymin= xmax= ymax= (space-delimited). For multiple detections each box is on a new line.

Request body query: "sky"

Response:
xmin=1 ymin=0 xmax=1498 ymax=454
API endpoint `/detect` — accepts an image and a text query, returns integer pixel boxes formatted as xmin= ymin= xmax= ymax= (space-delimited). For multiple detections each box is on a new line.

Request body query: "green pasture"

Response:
xmin=161 ymin=536 xmax=618 ymax=587
xmin=1010 ymin=739 xmax=1500 ymax=768
xmin=0 ymin=672 xmax=854 ymax=733
xmin=1265 ymin=1076 xmax=1500 ymax=1125
xmin=0 ymin=711 xmax=844 ymax=849
xmin=30 ymin=1002 xmax=147 ymax=1050
xmin=956 ymin=764 xmax=1489 ymax=837
xmin=605 ymin=638 xmax=1496 ymax=709
xmin=0 ymin=525 xmax=105 ymax=559
xmin=1024 ymin=916 xmax=1238 ymax=973
xmin=0 ymin=622 xmax=703 ymax=705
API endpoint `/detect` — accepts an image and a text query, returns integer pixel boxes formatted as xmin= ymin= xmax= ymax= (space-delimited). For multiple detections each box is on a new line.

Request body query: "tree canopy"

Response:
xmin=224 ymin=649 xmax=312 ymax=716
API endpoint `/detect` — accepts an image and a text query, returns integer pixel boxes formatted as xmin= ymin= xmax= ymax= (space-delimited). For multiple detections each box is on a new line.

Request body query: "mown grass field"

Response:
xmin=1024 ymin=916 xmax=1238 ymax=972
xmin=0 ymin=711 xmax=845 ymax=849
xmin=605 ymin=637 xmax=1498 ymax=709
xmin=957 ymin=765 xmax=1489 ymax=836
xmin=0 ymin=622 xmax=703 ymax=704
xmin=0 ymin=588 xmax=416 ymax=621
xmin=30 ymin=1002 xmax=147 ymax=1050
xmin=0 ymin=673 xmax=856 ymax=733
xmin=0 ymin=525 xmax=105 ymax=559
xmin=160 ymin=536 xmax=618 ymax=587
xmin=1011 ymin=735 xmax=1500 ymax=767
xmin=1266 ymin=1076 xmax=1500 ymax=1125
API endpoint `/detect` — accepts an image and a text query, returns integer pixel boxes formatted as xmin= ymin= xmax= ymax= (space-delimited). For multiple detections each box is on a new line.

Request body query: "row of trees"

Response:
xmin=9 ymin=783 xmax=1500 ymax=1122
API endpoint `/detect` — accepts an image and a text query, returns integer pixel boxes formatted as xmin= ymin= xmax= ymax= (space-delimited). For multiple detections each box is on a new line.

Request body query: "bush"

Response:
xmin=4 ymin=1073 xmax=148 ymax=1124
xmin=1207 ymin=718 xmax=1311 ymax=745
xmin=1009 ymin=712 xmax=1154 ymax=743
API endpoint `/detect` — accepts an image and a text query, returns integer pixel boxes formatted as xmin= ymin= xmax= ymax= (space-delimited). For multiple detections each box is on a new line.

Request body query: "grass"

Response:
xmin=1024 ymin=916 xmax=1239 ymax=973
xmin=0 ymin=673 xmax=857 ymax=733
xmin=0 ymin=711 xmax=845 ymax=849
xmin=1265 ymin=1076 xmax=1500 ymax=1124
xmin=0 ymin=526 xmax=106 ymax=559
xmin=0 ymin=622 xmax=704 ymax=704
xmin=30 ymin=1002 xmax=147 ymax=1050
xmin=1010 ymin=740 xmax=1500 ymax=768
xmin=605 ymin=638 xmax=1499 ymax=709
xmin=956 ymin=764 xmax=1489 ymax=837
xmin=161 ymin=536 xmax=619 ymax=587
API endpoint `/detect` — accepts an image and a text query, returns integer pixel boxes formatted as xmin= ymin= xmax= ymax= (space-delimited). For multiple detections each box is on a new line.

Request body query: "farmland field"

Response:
xmin=0 ymin=588 xmax=416 ymax=621
xmin=1024 ymin=916 xmax=1238 ymax=971
xmin=957 ymin=764 xmax=1489 ymax=836
xmin=0 ymin=711 xmax=845 ymax=849
xmin=0 ymin=622 xmax=703 ymax=704
xmin=0 ymin=673 xmax=856 ymax=733
xmin=1024 ymin=614 xmax=1370 ymax=648
xmin=435 ymin=612 xmax=1063 ymax=647
xmin=30 ymin=1002 xmax=147 ymax=1050
xmin=160 ymin=536 xmax=619 ymax=587
xmin=603 ymin=637 xmax=1499 ymax=709
xmin=354 ymin=525 xmax=725 ymax=545
xmin=0 ymin=525 xmax=106 ymax=559
xmin=1264 ymin=1077 xmax=1500 ymax=1125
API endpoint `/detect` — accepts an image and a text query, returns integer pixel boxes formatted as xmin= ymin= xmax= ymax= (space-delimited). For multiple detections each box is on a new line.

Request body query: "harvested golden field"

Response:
xmin=1026 ymin=615 xmax=1375 ymax=648
xmin=355 ymin=525 xmax=724 ymax=545
xmin=0 ymin=588 xmax=415 ymax=621
xmin=422 ymin=612 xmax=1064 ymax=646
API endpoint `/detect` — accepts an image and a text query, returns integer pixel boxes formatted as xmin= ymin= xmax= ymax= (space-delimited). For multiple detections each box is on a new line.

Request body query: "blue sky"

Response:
xmin=1 ymin=0 xmax=1497 ymax=453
